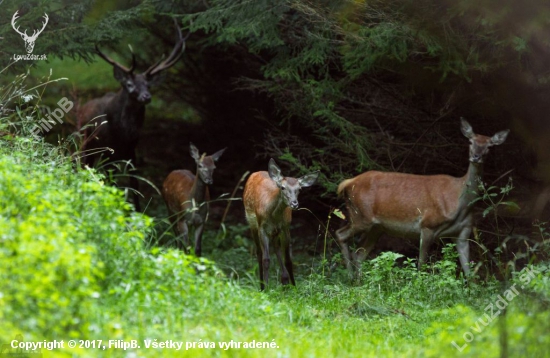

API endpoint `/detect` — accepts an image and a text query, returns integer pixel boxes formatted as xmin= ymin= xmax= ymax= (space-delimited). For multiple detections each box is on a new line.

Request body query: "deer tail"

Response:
xmin=337 ymin=178 xmax=354 ymax=198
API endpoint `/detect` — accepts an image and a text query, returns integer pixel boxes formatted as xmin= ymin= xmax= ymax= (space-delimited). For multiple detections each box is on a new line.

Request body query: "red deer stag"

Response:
xmin=162 ymin=143 xmax=226 ymax=256
xmin=78 ymin=19 xmax=186 ymax=211
xmin=243 ymin=159 xmax=319 ymax=290
xmin=336 ymin=119 xmax=509 ymax=278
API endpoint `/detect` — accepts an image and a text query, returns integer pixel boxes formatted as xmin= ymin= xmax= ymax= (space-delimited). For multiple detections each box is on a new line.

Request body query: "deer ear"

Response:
xmin=211 ymin=148 xmax=226 ymax=162
xmin=190 ymin=143 xmax=200 ymax=161
xmin=460 ymin=118 xmax=475 ymax=139
xmin=268 ymin=158 xmax=284 ymax=186
xmin=145 ymin=71 xmax=165 ymax=87
xmin=490 ymin=129 xmax=509 ymax=146
xmin=113 ymin=66 xmax=130 ymax=83
xmin=298 ymin=171 xmax=319 ymax=188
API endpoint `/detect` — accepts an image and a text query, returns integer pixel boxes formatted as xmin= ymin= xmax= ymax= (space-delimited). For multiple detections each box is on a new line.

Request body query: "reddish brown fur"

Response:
xmin=244 ymin=160 xmax=318 ymax=290
xmin=336 ymin=119 xmax=509 ymax=278
xmin=162 ymin=170 xmax=211 ymax=217
xmin=244 ymin=171 xmax=292 ymax=228
xmin=161 ymin=144 xmax=225 ymax=256
xmin=339 ymin=171 xmax=465 ymax=232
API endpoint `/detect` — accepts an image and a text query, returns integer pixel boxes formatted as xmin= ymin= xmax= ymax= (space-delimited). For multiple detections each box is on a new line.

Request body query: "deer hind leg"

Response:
xmin=355 ymin=227 xmax=383 ymax=263
xmin=177 ymin=220 xmax=190 ymax=253
xmin=455 ymin=227 xmax=472 ymax=276
xmin=285 ymin=246 xmax=295 ymax=286
xmin=194 ymin=222 xmax=204 ymax=257
xmin=274 ymin=243 xmax=290 ymax=285
xmin=274 ymin=228 xmax=293 ymax=286
xmin=335 ymin=223 xmax=358 ymax=275
xmin=418 ymin=228 xmax=435 ymax=270
xmin=259 ymin=227 xmax=271 ymax=290
xmin=250 ymin=227 xmax=264 ymax=290
xmin=283 ymin=227 xmax=295 ymax=286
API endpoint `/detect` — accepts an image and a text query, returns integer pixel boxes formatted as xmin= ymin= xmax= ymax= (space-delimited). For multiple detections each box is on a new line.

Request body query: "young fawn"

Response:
xmin=162 ymin=143 xmax=226 ymax=256
xmin=243 ymin=159 xmax=319 ymax=290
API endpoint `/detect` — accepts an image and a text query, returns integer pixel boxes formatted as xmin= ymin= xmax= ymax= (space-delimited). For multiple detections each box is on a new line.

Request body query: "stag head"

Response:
xmin=96 ymin=18 xmax=186 ymax=104
xmin=11 ymin=11 xmax=49 ymax=54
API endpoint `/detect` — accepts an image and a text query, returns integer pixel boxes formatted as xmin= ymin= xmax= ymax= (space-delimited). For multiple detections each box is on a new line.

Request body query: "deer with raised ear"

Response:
xmin=336 ymin=119 xmax=509 ymax=278
xmin=77 ymin=18 xmax=187 ymax=211
xmin=243 ymin=159 xmax=319 ymax=290
xmin=162 ymin=143 xmax=226 ymax=256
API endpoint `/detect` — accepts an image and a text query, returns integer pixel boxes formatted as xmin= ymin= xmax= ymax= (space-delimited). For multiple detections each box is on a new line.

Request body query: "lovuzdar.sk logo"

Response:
xmin=11 ymin=10 xmax=48 ymax=61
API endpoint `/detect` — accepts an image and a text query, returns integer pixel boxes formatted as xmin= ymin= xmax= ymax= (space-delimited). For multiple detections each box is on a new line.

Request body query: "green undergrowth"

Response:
xmin=0 ymin=132 xmax=549 ymax=357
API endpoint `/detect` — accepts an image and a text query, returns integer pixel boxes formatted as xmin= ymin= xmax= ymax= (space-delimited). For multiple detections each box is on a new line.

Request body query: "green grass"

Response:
xmin=1 ymin=77 xmax=549 ymax=358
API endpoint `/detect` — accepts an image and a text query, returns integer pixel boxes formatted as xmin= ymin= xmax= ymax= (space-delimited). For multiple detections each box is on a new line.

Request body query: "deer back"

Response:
xmin=339 ymin=171 xmax=467 ymax=235
xmin=162 ymin=169 xmax=210 ymax=215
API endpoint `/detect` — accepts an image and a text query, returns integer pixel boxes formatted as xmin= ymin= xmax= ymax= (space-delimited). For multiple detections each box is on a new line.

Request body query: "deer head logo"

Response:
xmin=11 ymin=11 xmax=49 ymax=54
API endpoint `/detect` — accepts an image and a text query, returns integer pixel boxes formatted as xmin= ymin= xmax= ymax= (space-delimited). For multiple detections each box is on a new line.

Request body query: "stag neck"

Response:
xmin=271 ymin=188 xmax=289 ymax=217
xmin=111 ymin=89 xmax=146 ymax=117
xmin=459 ymin=160 xmax=484 ymax=209
xmin=191 ymin=169 xmax=208 ymax=203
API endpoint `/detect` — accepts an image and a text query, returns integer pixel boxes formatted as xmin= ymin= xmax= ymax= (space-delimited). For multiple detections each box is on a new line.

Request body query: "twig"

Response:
xmin=220 ymin=170 xmax=250 ymax=226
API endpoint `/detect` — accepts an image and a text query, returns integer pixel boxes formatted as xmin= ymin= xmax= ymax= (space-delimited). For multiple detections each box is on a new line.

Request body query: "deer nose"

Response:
xmin=138 ymin=93 xmax=151 ymax=103
xmin=290 ymin=200 xmax=299 ymax=210
xmin=204 ymin=178 xmax=213 ymax=185
xmin=471 ymin=154 xmax=482 ymax=163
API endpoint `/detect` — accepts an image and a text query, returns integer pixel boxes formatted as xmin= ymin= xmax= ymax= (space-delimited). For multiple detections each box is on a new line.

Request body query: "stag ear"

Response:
xmin=490 ymin=129 xmax=509 ymax=146
xmin=460 ymin=118 xmax=475 ymax=140
xmin=190 ymin=143 xmax=200 ymax=162
xmin=268 ymin=158 xmax=284 ymax=186
xmin=114 ymin=66 xmax=131 ymax=83
xmin=298 ymin=171 xmax=320 ymax=188
xmin=145 ymin=71 xmax=165 ymax=87
xmin=210 ymin=148 xmax=226 ymax=162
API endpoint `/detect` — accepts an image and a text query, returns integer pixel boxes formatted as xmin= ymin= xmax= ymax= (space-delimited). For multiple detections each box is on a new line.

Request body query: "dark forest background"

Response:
xmin=2 ymin=0 xmax=550 ymax=270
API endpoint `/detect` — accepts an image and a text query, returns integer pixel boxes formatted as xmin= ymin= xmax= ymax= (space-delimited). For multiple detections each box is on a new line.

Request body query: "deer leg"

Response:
xmin=355 ymin=228 xmax=383 ymax=262
xmin=455 ymin=227 xmax=472 ymax=276
xmin=259 ymin=227 xmax=271 ymax=290
xmin=194 ymin=222 xmax=204 ymax=257
xmin=274 ymin=243 xmax=290 ymax=285
xmin=251 ymin=229 xmax=264 ymax=290
xmin=275 ymin=229 xmax=293 ymax=285
xmin=419 ymin=228 xmax=435 ymax=270
xmin=180 ymin=221 xmax=190 ymax=252
xmin=335 ymin=223 xmax=357 ymax=275
xmin=284 ymin=229 xmax=295 ymax=286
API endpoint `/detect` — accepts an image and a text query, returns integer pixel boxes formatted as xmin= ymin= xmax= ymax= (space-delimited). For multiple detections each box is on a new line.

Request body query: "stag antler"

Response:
xmin=95 ymin=45 xmax=136 ymax=74
xmin=144 ymin=18 xmax=187 ymax=77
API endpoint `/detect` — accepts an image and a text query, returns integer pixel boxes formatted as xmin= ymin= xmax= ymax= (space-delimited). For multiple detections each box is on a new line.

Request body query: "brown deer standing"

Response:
xmin=243 ymin=159 xmax=319 ymax=290
xmin=162 ymin=143 xmax=226 ymax=256
xmin=336 ymin=119 xmax=509 ymax=277
xmin=78 ymin=19 xmax=186 ymax=211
